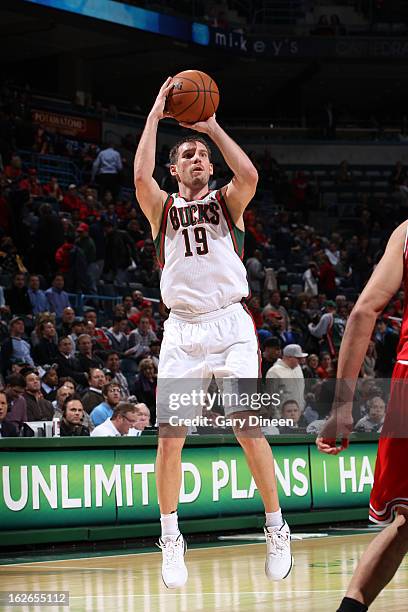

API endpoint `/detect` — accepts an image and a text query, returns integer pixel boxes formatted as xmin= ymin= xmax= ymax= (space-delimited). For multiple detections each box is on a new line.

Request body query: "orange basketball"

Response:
xmin=165 ymin=70 xmax=219 ymax=123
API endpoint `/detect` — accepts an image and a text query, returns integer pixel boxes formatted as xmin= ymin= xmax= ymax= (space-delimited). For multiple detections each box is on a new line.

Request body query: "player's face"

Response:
xmin=170 ymin=141 xmax=213 ymax=189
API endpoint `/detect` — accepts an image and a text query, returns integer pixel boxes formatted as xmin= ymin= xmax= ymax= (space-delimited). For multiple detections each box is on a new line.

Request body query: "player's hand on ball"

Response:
xmin=149 ymin=77 xmax=174 ymax=121
xmin=316 ymin=411 xmax=354 ymax=455
xmin=178 ymin=114 xmax=217 ymax=134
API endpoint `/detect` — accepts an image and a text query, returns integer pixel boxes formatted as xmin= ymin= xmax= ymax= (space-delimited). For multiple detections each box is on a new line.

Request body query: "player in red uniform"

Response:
xmin=317 ymin=220 xmax=408 ymax=611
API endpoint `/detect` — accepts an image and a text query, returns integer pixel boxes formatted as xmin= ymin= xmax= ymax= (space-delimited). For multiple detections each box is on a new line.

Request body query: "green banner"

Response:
xmin=309 ymin=444 xmax=377 ymax=508
xmin=0 ymin=442 xmax=376 ymax=530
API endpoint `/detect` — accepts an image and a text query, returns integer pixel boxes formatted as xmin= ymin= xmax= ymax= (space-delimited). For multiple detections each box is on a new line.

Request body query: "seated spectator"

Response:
xmin=90 ymin=382 xmax=122 ymax=426
xmin=32 ymin=321 xmax=59 ymax=365
xmin=57 ymin=306 xmax=76 ymax=337
xmin=43 ymin=176 xmax=63 ymax=202
xmin=246 ymin=249 xmax=265 ymax=296
xmin=302 ymin=354 xmax=320 ymax=379
xmin=75 ymin=333 xmax=104 ymax=372
xmin=91 ymin=402 xmax=142 ymax=437
xmin=19 ymin=168 xmax=43 ymax=198
xmin=81 ymin=367 xmax=106 ymax=413
xmin=84 ymin=309 xmax=111 ymax=350
xmin=261 ymin=338 xmax=281 ymax=379
xmin=23 ymin=370 xmax=54 ymax=421
xmin=4 ymin=373 xmax=27 ymax=431
xmin=134 ymin=358 xmax=157 ymax=423
xmin=266 ymin=344 xmax=307 ymax=410
xmin=45 ymin=274 xmax=70 ymax=319
xmin=4 ymin=272 xmax=33 ymax=317
xmin=149 ymin=340 xmax=161 ymax=371
xmin=105 ymin=351 xmax=129 ymax=397
xmin=27 ymin=274 xmax=48 ymax=315
xmin=54 ymin=336 xmax=88 ymax=386
xmin=53 ymin=383 xmax=93 ymax=431
xmin=68 ymin=317 xmax=86 ymax=352
xmin=375 ymin=317 xmax=398 ymax=377
xmin=60 ymin=395 xmax=90 ymax=437
xmin=105 ymin=316 xmax=129 ymax=355
xmin=303 ymin=262 xmax=319 ymax=297
xmin=361 ymin=340 xmax=377 ymax=378
xmin=278 ymin=400 xmax=307 ymax=434
xmin=316 ymin=353 xmax=334 ymax=379
xmin=1 ymin=317 xmax=34 ymax=376
xmin=40 ymin=364 xmax=59 ymax=400
xmin=355 ymin=396 xmax=385 ymax=433
xmin=263 ymin=291 xmax=289 ymax=330
xmin=4 ymin=155 xmax=23 ymax=182
xmin=132 ymin=403 xmax=151 ymax=433
xmin=128 ymin=301 xmax=157 ymax=332
xmin=0 ymin=390 xmax=18 ymax=437
xmin=126 ymin=316 xmax=158 ymax=360
xmin=247 ymin=295 xmax=263 ymax=329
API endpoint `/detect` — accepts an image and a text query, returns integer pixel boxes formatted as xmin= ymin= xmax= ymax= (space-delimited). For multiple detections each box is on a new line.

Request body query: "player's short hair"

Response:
xmin=169 ymin=136 xmax=212 ymax=165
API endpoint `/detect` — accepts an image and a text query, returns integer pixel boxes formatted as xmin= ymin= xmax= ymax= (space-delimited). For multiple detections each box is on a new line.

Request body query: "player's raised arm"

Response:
xmin=179 ymin=115 xmax=258 ymax=224
xmin=317 ymin=220 xmax=408 ymax=454
xmin=134 ymin=77 xmax=173 ymax=234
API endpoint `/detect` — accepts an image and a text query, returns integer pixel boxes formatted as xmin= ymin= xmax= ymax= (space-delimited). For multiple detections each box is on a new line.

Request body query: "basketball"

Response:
xmin=165 ymin=70 xmax=219 ymax=123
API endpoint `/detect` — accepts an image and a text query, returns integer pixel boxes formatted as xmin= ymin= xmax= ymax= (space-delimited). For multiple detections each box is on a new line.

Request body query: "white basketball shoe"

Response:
xmin=264 ymin=520 xmax=293 ymax=580
xmin=158 ymin=533 xmax=188 ymax=588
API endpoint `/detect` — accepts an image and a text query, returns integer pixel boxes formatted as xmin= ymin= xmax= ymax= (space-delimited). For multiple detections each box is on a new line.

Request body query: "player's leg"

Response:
xmin=337 ymin=509 xmax=408 ymax=611
xmin=233 ymin=418 xmax=293 ymax=580
xmin=156 ymin=424 xmax=189 ymax=589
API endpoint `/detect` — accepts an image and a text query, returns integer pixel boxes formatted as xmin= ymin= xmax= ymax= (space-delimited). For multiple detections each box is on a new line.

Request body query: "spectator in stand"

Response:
xmin=105 ymin=316 xmax=129 ymax=355
xmin=149 ymin=340 xmax=161 ymax=371
xmin=33 ymin=203 xmax=64 ymax=277
xmin=1 ymin=317 xmax=34 ymax=376
xmin=54 ymin=337 xmax=87 ymax=386
xmin=324 ymin=242 xmax=340 ymax=267
xmin=263 ymin=290 xmax=290 ymax=329
xmin=132 ymin=402 xmax=151 ymax=434
xmin=278 ymin=400 xmax=307 ymax=434
xmin=43 ymin=176 xmax=63 ymax=202
xmin=126 ymin=316 xmax=158 ymax=361
xmin=261 ymin=337 xmax=281 ymax=379
xmin=45 ymin=274 xmax=70 ymax=319
xmin=81 ymin=367 xmax=106 ymax=413
xmin=308 ymin=301 xmax=337 ymax=358
xmin=75 ymin=222 xmax=97 ymax=290
xmin=59 ymin=395 xmax=90 ymax=437
xmin=19 ymin=168 xmax=43 ymax=199
xmin=4 ymin=155 xmax=23 ymax=182
xmin=91 ymin=402 xmax=141 ymax=437
xmin=355 ymin=396 xmax=386 ymax=433
xmin=4 ymin=272 xmax=32 ymax=317
xmin=361 ymin=340 xmax=377 ymax=378
xmin=246 ymin=295 xmax=264 ymax=330
xmin=245 ymin=249 xmax=265 ymax=296
xmin=266 ymin=344 xmax=307 ymax=410
xmin=23 ymin=370 xmax=54 ymax=421
xmin=90 ymin=382 xmax=122 ymax=426
xmin=27 ymin=274 xmax=48 ymax=315
xmin=75 ymin=333 xmax=104 ymax=372
xmin=102 ymin=220 xmax=135 ymax=285
xmin=133 ymin=358 xmax=157 ymax=424
xmin=105 ymin=351 xmax=129 ymax=397
xmin=316 ymin=352 xmax=334 ymax=379
xmin=374 ymin=317 xmax=399 ymax=377
xmin=303 ymin=262 xmax=319 ymax=297
xmin=62 ymin=184 xmax=83 ymax=214
xmin=55 ymin=232 xmax=91 ymax=293
xmin=4 ymin=373 xmax=27 ymax=431
xmin=32 ymin=320 xmax=58 ymax=365
xmin=0 ymin=390 xmax=18 ymax=437
xmin=68 ymin=317 xmax=86 ymax=352
xmin=40 ymin=364 xmax=59 ymax=400
xmin=57 ymin=306 xmax=76 ymax=337
xmin=302 ymin=354 xmax=320 ymax=380
xmin=128 ymin=300 xmax=157 ymax=332
xmin=318 ymin=254 xmax=336 ymax=299
xmin=92 ymin=142 xmax=123 ymax=201
xmin=84 ymin=309 xmax=111 ymax=350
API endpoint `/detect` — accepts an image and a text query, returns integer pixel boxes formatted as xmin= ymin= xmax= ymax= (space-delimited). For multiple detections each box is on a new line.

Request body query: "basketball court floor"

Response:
xmin=1 ymin=531 xmax=407 ymax=611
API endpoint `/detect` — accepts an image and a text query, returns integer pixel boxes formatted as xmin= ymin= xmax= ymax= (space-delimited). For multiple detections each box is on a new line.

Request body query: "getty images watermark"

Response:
xmin=167 ymin=389 xmax=294 ymax=428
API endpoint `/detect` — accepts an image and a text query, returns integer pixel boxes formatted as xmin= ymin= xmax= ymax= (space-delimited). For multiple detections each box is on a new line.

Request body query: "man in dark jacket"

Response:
xmin=54 ymin=336 xmax=88 ymax=387
xmin=103 ymin=221 xmax=135 ymax=285
xmin=374 ymin=317 xmax=399 ymax=377
xmin=23 ymin=370 xmax=54 ymax=421
xmin=4 ymin=272 xmax=33 ymax=316
xmin=59 ymin=396 xmax=90 ymax=437
xmin=0 ymin=391 xmax=19 ymax=437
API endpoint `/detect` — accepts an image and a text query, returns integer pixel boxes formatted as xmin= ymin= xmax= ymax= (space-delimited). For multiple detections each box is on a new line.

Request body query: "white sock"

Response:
xmin=265 ymin=509 xmax=283 ymax=528
xmin=160 ymin=511 xmax=179 ymax=537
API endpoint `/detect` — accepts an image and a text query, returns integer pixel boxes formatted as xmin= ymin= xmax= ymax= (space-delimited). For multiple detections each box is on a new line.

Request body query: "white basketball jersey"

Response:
xmin=154 ymin=189 xmax=249 ymax=315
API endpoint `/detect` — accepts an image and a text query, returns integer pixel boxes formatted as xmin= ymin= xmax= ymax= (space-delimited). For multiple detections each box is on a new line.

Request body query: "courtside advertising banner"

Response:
xmin=0 ymin=443 xmax=376 ymax=530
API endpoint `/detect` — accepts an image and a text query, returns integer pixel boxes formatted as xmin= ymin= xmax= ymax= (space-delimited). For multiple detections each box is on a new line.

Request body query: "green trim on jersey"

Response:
xmin=153 ymin=194 xmax=173 ymax=267
xmin=216 ymin=190 xmax=245 ymax=260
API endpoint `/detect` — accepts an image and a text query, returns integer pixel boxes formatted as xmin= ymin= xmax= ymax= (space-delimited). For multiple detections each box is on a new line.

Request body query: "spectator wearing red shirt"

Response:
xmin=19 ymin=169 xmax=43 ymax=198
xmin=43 ymin=177 xmax=63 ymax=202
xmin=128 ymin=302 xmax=157 ymax=332
xmin=319 ymin=254 xmax=336 ymax=299
xmin=62 ymin=184 xmax=83 ymax=213
xmin=316 ymin=352 xmax=334 ymax=379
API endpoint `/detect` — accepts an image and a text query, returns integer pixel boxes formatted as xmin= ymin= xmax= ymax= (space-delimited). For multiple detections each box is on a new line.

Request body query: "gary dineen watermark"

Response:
xmin=167 ymin=389 xmax=294 ymax=428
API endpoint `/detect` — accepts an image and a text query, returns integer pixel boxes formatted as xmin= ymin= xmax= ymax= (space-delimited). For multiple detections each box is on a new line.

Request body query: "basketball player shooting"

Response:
xmin=134 ymin=77 xmax=293 ymax=588
xmin=317 ymin=220 xmax=408 ymax=612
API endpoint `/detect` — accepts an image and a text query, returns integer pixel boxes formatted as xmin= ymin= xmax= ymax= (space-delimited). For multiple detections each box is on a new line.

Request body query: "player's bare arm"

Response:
xmin=134 ymin=77 xmax=173 ymax=237
xmin=317 ymin=220 xmax=408 ymax=455
xmin=179 ymin=115 xmax=258 ymax=227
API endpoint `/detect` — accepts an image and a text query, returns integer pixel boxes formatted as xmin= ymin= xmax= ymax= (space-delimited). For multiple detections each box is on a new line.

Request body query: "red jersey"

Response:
xmin=396 ymin=229 xmax=408 ymax=360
